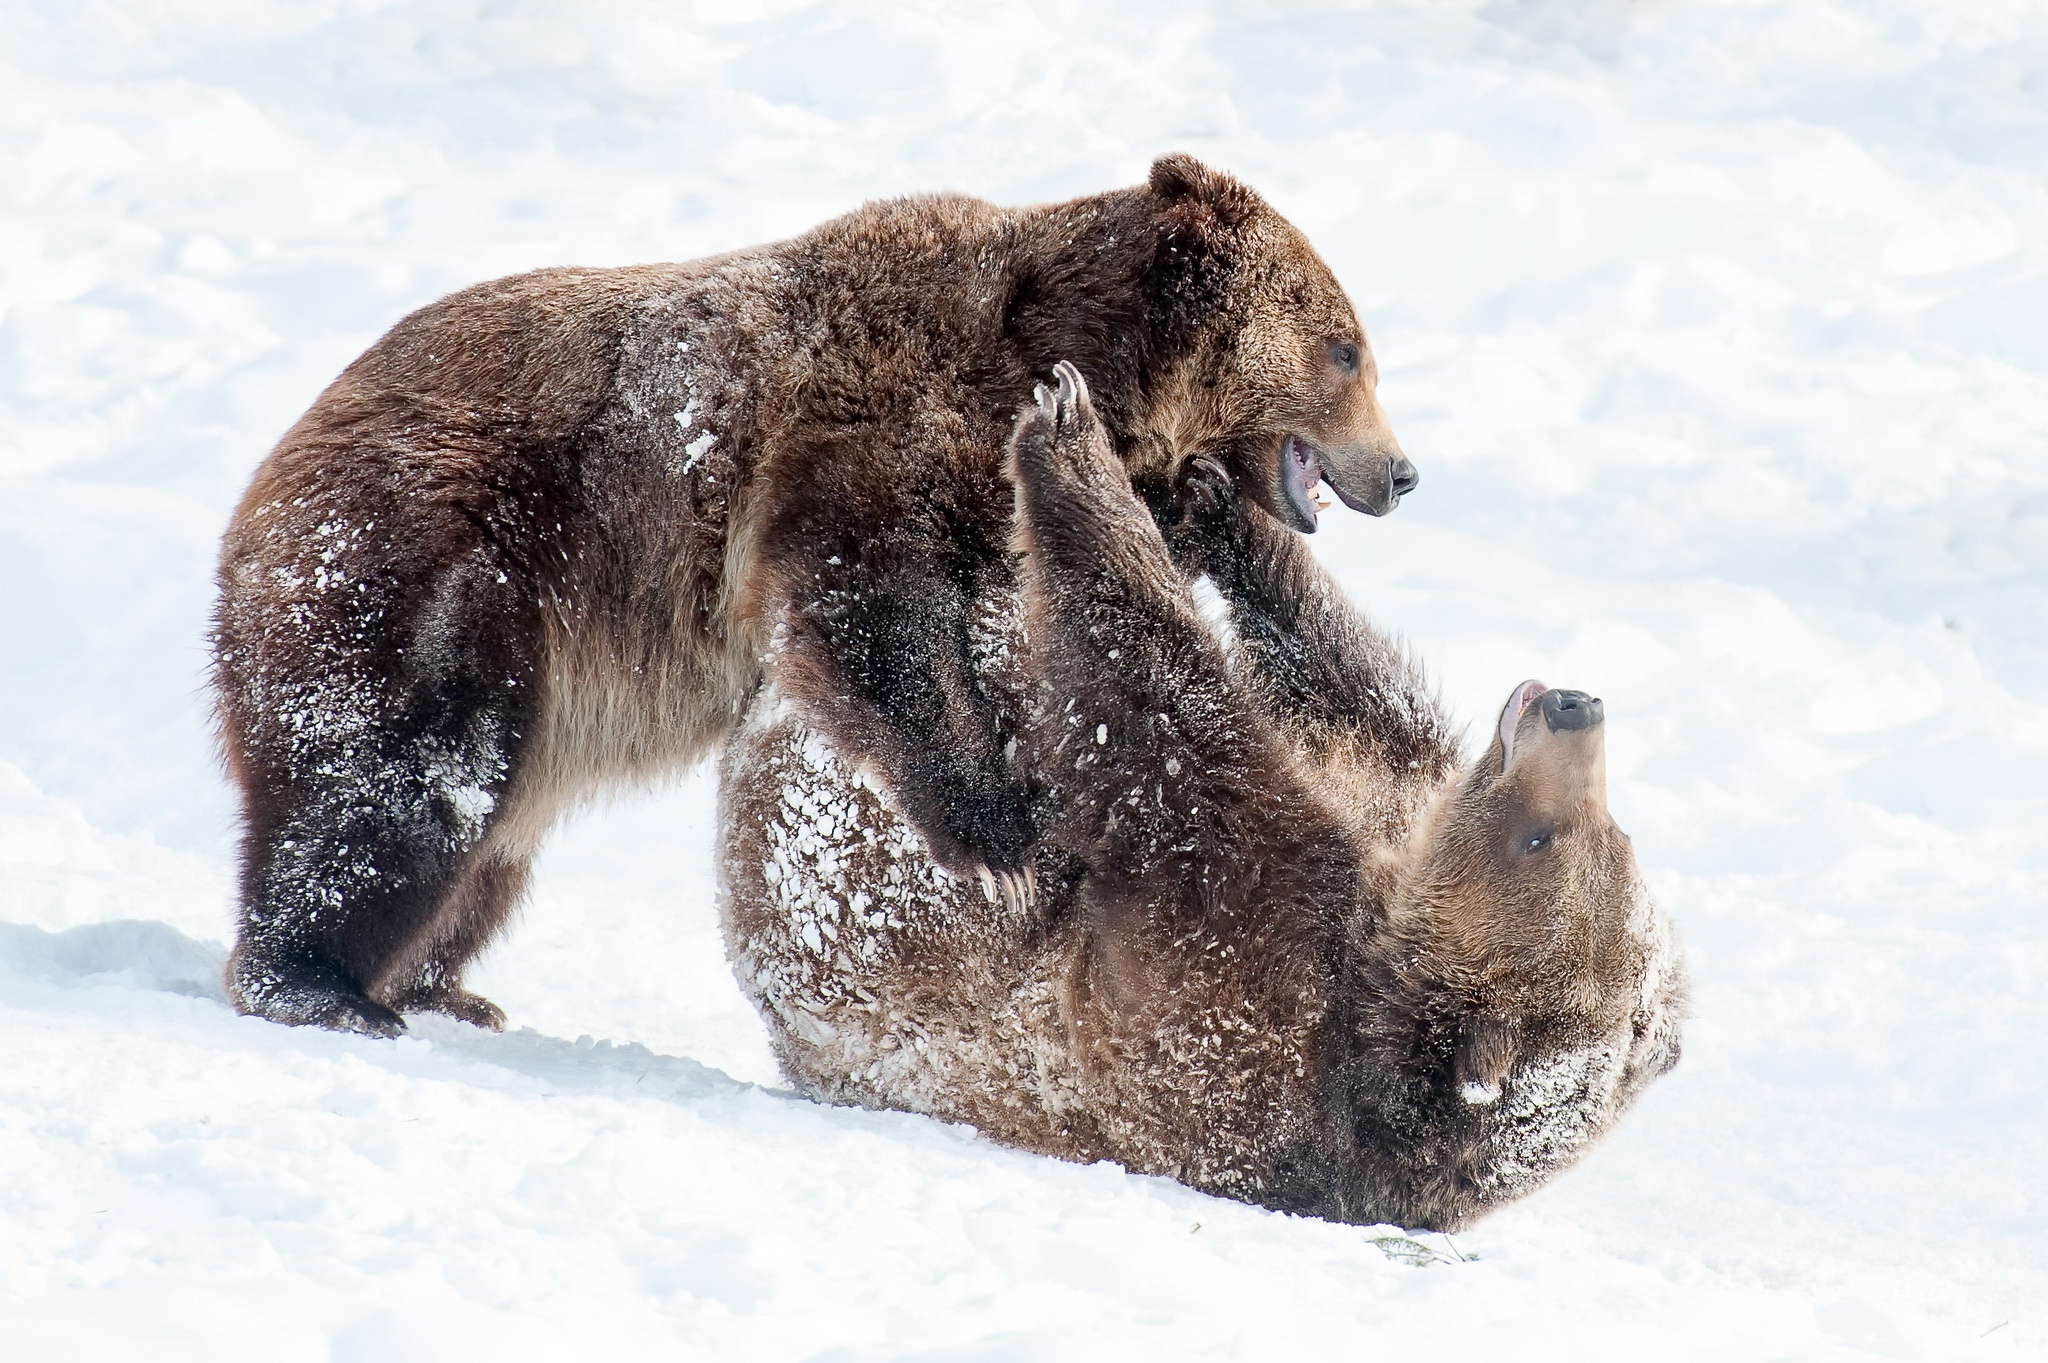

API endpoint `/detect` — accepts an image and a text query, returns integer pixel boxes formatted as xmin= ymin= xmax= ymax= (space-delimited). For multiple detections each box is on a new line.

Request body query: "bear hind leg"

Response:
xmin=227 ymin=733 xmax=524 ymax=1037
xmin=221 ymin=547 xmax=541 ymax=1037
xmin=375 ymin=848 xmax=535 ymax=1031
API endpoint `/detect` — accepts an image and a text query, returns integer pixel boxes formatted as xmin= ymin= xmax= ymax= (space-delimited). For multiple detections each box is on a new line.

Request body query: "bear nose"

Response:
xmin=1388 ymin=456 xmax=1419 ymax=499
xmin=1541 ymin=689 xmax=1603 ymax=732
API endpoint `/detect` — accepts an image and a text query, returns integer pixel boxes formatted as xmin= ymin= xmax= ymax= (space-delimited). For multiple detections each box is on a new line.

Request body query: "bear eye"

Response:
xmin=1328 ymin=340 xmax=1359 ymax=372
xmin=1519 ymin=827 xmax=1554 ymax=857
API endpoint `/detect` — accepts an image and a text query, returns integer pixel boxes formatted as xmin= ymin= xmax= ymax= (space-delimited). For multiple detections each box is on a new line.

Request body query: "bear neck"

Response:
xmin=1003 ymin=187 xmax=1217 ymax=463
xmin=1309 ymin=950 xmax=1494 ymax=1228
xmin=1294 ymin=788 xmax=1516 ymax=1229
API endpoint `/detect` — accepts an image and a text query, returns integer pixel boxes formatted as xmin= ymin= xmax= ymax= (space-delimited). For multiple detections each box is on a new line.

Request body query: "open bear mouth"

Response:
xmin=1282 ymin=433 xmax=1331 ymax=526
xmin=1282 ymin=432 xmax=1413 ymax=524
xmin=1496 ymin=679 xmax=1548 ymax=773
xmin=1496 ymin=680 xmax=1606 ymax=773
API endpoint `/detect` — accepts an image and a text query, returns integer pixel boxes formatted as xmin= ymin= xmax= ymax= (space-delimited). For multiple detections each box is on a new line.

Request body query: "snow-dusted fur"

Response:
xmin=719 ymin=367 xmax=1685 ymax=1230
xmin=211 ymin=155 xmax=1414 ymax=1035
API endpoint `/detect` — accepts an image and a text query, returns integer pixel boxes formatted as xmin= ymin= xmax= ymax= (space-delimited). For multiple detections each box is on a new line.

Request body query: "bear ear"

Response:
xmin=1148 ymin=153 xmax=1261 ymax=232
xmin=1148 ymin=152 xmax=1210 ymax=199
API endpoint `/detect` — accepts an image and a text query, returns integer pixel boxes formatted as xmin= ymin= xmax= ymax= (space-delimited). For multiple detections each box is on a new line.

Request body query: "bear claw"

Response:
xmin=973 ymin=862 xmax=1037 ymax=914
xmin=1183 ymin=454 xmax=1233 ymax=509
xmin=1053 ymin=359 xmax=1086 ymax=418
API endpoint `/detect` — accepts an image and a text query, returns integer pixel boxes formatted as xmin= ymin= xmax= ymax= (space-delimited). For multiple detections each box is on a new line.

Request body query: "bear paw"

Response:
xmin=391 ymin=985 xmax=508 ymax=1032
xmin=1014 ymin=359 xmax=1120 ymax=496
xmin=1030 ymin=358 xmax=1089 ymax=432
xmin=1178 ymin=453 xmax=1235 ymax=522
xmin=1169 ymin=452 xmax=1254 ymax=574
xmin=231 ymin=970 xmax=408 ymax=1038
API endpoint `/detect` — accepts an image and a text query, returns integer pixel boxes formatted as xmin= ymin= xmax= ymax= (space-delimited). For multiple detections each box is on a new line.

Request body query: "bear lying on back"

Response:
xmin=211 ymin=156 xmax=1416 ymax=1035
xmin=718 ymin=365 xmax=1684 ymax=1230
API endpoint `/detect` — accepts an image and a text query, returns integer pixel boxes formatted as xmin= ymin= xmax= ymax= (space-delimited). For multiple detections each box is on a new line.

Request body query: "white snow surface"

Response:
xmin=4 ymin=2 xmax=2046 ymax=1357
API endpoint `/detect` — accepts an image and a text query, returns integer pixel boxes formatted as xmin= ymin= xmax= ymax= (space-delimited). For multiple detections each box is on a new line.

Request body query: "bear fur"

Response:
xmin=716 ymin=364 xmax=1685 ymax=1230
xmin=211 ymin=156 xmax=1415 ymax=1035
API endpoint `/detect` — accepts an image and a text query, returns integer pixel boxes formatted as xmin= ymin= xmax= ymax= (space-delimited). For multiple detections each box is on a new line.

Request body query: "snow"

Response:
xmin=3 ymin=1 xmax=2045 ymax=1357
xmin=680 ymin=428 xmax=719 ymax=476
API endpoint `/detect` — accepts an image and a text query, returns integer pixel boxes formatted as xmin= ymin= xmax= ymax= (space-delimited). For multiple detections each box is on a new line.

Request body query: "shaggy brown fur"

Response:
xmin=717 ymin=365 xmax=1685 ymax=1230
xmin=211 ymin=156 xmax=1414 ymax=1035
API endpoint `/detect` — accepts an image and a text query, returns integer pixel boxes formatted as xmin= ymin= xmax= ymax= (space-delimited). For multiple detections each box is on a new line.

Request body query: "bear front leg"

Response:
xmin=773 ymin=555 xmax=1036 ymax=904
xmin=1008 ymin=364 xmax=1288 ymax=879
xmin=1165 ymin=455 xmax=1457 ymax=778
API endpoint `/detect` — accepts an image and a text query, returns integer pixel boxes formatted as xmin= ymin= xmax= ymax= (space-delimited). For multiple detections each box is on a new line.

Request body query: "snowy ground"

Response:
xmin=4 ymin=1 xmax=2047 ymax=1357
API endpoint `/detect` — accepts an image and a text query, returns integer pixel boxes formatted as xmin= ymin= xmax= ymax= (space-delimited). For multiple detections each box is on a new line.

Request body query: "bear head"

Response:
xmin=1139 ymin=152 xmax=1417 ymax=534
xmin=1380 ymin=679 xmax=1686 ymax=1132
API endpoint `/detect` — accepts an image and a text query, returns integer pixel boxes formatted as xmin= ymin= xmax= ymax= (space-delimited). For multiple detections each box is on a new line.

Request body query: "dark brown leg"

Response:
xmin=218 ymin=532 xmax=542 ymax=1037
xmin=375 ymin=849 xmax=535 ymax=1031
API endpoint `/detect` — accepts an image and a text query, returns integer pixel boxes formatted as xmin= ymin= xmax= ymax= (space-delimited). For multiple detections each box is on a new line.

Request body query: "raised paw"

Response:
xmin=1168 ymin=452 xmax=1253 ymax=573
xmin=1031 ymin=359 xmax=1089 ymax=426
xmin=1012 ymin=359 xmax=1120 ymax=496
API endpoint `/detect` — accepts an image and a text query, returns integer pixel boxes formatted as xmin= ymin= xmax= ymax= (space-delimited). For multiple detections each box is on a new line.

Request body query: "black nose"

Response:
xmin=1388 ymin=456 xmax=1419 ymax=499
xmin=1542 ymin=689 xmax=1603 ymax=732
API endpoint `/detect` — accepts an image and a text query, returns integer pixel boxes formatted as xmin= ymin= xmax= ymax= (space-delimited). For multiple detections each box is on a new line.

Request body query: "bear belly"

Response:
xmin=717 ymin=700 xmax=1102 ymax=1159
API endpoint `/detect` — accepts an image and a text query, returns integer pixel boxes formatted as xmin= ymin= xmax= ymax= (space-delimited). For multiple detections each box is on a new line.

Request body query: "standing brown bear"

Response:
xmin=718 ymin=366 xmax=1685 ymax=1229
xmin=212 ymin=155 xmax=1416 ymax=1035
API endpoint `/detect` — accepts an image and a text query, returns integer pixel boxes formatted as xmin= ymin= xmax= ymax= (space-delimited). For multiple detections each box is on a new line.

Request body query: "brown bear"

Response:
xmin=211 ymin=155 xmax=1417 ymax=1035
xmin=716 ymin=364 xmax=1684 ymax=1230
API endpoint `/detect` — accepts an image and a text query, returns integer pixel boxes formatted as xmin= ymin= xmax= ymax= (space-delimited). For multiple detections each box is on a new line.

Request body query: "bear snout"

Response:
xmin=1541 ymin=690 xmax=1603 ymax=733
xmin=1322 ymin=443 xmax=1419 ymax=519
xmin=1389 ymin=454 xmax=1420 ymax=500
